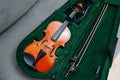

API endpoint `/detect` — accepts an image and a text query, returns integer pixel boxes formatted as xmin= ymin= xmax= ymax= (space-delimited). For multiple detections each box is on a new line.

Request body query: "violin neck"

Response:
xmin=51 ymin=9 xmax=78 ymax=41
xmin=51 ymin=20 xmax=69 ymax=41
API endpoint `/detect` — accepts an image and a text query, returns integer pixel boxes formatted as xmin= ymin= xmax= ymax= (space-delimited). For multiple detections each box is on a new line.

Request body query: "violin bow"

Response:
xmin=65 ymin=3 xmax=109 ymax=77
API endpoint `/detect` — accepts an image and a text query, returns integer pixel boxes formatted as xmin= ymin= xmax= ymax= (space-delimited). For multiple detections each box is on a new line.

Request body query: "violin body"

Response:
xmin=24 ymin=21 xmax=71 ymax=72
xmin=23 ymin=3 xmax=82 ymax=73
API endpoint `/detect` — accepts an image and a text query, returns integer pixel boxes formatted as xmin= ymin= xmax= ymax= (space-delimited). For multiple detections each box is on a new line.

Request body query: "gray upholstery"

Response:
xmin=0 ymin=0 xmax=38 ymax=33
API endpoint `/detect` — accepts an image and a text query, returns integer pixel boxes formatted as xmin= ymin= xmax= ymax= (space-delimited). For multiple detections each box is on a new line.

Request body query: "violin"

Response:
xmin=23 ymin=3 xmax=83 ymax=72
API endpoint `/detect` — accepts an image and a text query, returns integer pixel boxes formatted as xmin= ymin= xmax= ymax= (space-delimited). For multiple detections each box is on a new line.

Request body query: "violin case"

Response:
xmin=17 ymin=0 xmax=120 ymax=80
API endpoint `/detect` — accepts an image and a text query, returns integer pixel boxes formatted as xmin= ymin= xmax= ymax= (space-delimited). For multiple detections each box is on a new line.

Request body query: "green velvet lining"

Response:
xmin=104 ymin=0 xmax=120 ymax=5
xmin=16 ymin=0 xmax=120 ymax=80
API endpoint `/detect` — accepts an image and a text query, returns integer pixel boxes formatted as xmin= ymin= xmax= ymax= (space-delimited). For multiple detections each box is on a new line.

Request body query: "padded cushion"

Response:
xmin=0 ymin=0 xmax=38 ymax=33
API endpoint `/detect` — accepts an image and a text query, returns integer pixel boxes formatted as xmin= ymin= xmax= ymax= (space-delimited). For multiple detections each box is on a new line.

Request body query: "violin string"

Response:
xmin=68 ymin=12 xmax=89 ymax=51
xmin=57 ymin=2 xmax=95 ymax=78
xmin=68 ymin=2 xmax=96 ymax=58
xmin=49 ymin=3 xmax=83 ymax=80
